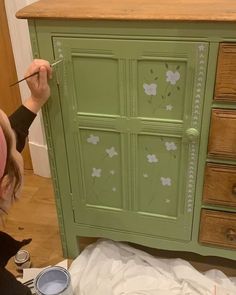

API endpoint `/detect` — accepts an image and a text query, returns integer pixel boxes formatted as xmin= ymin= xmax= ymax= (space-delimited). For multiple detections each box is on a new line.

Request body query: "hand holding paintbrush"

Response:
xmin=15 ymin=59 xmax=60 ymax=114
xmin=10 ymin=59 xmax=62 ymax=87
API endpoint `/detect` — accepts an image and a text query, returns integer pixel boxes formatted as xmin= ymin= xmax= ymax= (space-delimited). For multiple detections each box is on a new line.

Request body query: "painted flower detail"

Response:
xmin=110 ymin=170 xmax=115 ymax=175
xmin=87 ymin=134 xmax=100 ymax=145
xmin=160 ymin=177 xmax=172 ymax=186
xmin=112 ymin=187 xmax=117 ymax=192
xmin=143 ymin=83 xmax=157 ymax=96
xmin=165 ymin=142 xmax=177 ymax=151
xmin=165 ymin=199 xmax=171 ymax=203
xmin=147 ymin=154 xmax=159 ymax=163
xmin=106 ymin=147 xmax=118 ymax=158
xmin=92 ymin=168 xmax=102 ymax=178
xmin=166 ymin=104 xmax=173 ymax=111
xmin=166 ymin=71 xmax=180 ymax=85
xmin=143 ymin=173 xmax=149 ymax=178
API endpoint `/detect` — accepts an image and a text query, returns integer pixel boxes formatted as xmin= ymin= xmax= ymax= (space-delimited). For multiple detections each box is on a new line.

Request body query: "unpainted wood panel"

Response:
xmin=208 ymin=109 xmax=236 ymax=158
xmin=203 ymin=163 xmax=236 ymax=207
xmin=199 ymin=209 xmax=236 ymax=250
xmin=16 ymin=0 xmax=236 ymax=22
xmin=215 ymin=43 xmax=236 ymax=102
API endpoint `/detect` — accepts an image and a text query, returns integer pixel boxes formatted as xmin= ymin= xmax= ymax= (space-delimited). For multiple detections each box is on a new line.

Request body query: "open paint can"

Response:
xmin=14 ymin=249 xmax=31 ymax=271
xmin=34 ymin=266 xmax=73 ymax=295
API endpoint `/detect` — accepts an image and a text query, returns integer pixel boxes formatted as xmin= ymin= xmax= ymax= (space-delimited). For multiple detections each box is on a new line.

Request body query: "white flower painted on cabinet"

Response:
xmin=110 ymin=170 xmax=115 ymax=175
xmin=166 ymin=71 xmax=180 ymax=85
xmin=91 ymin=168 xmax=102 ymax=178
xmin=143 ymin=83 xmax=157 ymax=96
xmin=112 ymin=187 xmax=117 ymax=192
xmin=87 ymin=134 xmax=100 ymax=145
xmin=143 ymin=173 xmax=149 ymax=178
xmin=160 ymin=177 xmax=172 ymax=186
xmin=166 ymin=104 xmax=173 ymax=111
xmin=106 ymin=147 xmax=118 ymax=158
xmin=165 ymin=142 xmax=177 ymax=151
xmin=147 ymin=154 xmax=159 ymax=163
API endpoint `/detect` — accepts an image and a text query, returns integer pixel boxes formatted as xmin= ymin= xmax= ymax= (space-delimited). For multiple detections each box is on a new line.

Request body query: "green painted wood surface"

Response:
xmin=52 ymin=37 xmax=208 ymax=241
xmin=29 ymin=20 xmax=236 ymax=259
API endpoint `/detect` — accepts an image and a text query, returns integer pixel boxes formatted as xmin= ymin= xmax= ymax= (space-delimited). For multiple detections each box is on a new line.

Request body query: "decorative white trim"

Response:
xmin=185 ymin=43 xmax=208 ymax=213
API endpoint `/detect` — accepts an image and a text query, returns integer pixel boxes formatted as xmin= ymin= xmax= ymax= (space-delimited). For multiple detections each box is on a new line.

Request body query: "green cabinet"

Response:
xmin=19 ymin=10 xmax=236 ymax=259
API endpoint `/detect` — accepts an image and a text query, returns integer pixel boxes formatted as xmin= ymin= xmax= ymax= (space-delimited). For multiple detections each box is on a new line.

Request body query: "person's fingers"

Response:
xmin=25 ymin=59 xmax=51 ymax=77
xmin=48 ymin=66 xmax=53 ymax=79
xmin=38 ymin=66 xmax=48 ymax=89
xmin=24 ymin=63 xmax=39 ymax=78
xmin=26 ymin=73 xmax=39 ymax=90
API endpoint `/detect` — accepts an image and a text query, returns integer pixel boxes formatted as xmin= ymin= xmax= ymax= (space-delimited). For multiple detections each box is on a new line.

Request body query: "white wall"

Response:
xmin=5 ymin=0 xmax=51 ymax=177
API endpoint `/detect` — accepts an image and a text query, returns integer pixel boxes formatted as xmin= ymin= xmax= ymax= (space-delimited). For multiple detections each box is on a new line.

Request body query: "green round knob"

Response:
xmin=186 ymin=128 xmax=199 ymax=141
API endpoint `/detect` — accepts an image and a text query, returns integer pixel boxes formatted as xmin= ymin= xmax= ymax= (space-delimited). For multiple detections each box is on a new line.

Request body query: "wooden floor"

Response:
xmin=2 ymin=170 xmax=236 ymax=278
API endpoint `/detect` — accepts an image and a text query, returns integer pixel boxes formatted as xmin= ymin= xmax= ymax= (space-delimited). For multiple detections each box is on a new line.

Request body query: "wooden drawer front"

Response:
xmin=215 ymin=43 xmax=236 ymax=102
xmin=203 ymin=164 xmax=236 ymax=207
xmin=208 ymin=109 xmax=236 ymax=158
xmin=199 ymin=210 xmax=236 ymax=249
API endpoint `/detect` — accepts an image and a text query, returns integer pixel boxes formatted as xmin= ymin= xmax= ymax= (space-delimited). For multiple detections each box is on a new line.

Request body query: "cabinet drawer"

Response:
xmin=208 ymin=109 xmax=236 ymax=158
xmin=199 ymin=210 xmax=236 ymax=249
xmin=215 ymin=43 xmax=236 ymax=102
xmin=203 ymin=163 xmax=236 ymax=207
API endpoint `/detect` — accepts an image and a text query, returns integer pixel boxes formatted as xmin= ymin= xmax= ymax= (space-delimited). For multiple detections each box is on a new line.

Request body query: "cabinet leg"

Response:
xmin=65 ymin=235 xmax=80 ymax=259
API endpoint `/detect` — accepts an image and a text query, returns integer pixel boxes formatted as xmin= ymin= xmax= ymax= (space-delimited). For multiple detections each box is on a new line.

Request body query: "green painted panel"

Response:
xmin=73 ymin=57 xmax=120 ymax=115
xmin=137 ymin=134 xmax=181 ymax=217
xmin=80 ymin=129 xmax=123 ymax=209
xmin=138 ymin=60 xmax=186 ymax=120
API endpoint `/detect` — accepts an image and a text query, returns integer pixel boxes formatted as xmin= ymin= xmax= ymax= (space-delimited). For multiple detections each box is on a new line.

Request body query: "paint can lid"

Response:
xmin=14 ymin=250 xmax=30 ymax=264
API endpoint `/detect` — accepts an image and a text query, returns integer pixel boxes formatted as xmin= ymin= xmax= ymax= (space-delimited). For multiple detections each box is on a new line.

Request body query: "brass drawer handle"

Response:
xmin=232 ymin=184 xmax=236 ymax=196
xmin=226 ymin=228 xmax=236 ymax=242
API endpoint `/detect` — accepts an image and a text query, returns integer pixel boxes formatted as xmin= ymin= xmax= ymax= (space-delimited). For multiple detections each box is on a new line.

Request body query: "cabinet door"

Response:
xmin=53 ymin=37 xmax=208 ymax=241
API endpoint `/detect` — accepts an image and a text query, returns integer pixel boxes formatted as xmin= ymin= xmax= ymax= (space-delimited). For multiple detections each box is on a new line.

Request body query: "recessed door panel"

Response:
xmin=138 ymin=60 xmax=186 ymax=120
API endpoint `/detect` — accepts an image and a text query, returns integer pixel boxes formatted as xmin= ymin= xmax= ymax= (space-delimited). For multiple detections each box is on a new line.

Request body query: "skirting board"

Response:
xmin=29 ymin=142 xmax=51 ymax=178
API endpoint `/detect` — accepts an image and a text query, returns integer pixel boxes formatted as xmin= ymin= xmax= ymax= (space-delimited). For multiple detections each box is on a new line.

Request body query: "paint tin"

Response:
xmin=14 ymin=250 xmax=31 ymax=271
xmin=34 ymin=266 xmax=73 ymax=295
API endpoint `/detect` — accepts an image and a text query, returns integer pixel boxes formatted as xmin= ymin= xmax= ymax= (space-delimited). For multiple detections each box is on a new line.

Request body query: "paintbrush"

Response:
xmin=10 ymin=59 xmax=62 ymax=87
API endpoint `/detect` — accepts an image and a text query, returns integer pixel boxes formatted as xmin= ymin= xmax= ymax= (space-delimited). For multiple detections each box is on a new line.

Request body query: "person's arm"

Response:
xmin=9 ymin=106 xmax=36 ymax=153
xmin=9 ymin=59 xmax=52 ymax=153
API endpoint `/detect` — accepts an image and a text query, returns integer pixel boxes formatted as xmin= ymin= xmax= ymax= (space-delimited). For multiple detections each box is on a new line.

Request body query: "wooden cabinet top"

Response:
xmin=16 ymin=0 xmax=236 ymax=22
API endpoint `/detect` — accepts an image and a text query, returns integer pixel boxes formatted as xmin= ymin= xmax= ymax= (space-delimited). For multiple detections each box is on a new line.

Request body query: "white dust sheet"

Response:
xmin=69 ymin=239 xmax=236 ymax=295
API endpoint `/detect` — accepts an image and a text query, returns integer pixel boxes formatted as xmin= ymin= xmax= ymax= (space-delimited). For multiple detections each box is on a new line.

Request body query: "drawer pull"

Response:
xmin=225 ymin=228 xmax=236 ymax=242
xmin=232 ymin=184 xmax=236 ymax=195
